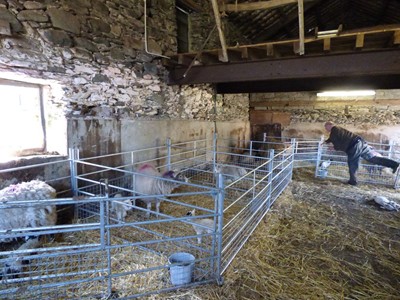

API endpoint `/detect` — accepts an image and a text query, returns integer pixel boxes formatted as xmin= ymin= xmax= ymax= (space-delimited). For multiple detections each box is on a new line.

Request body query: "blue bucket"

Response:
xmin=168 ymin=252 xmax=195 ymax=285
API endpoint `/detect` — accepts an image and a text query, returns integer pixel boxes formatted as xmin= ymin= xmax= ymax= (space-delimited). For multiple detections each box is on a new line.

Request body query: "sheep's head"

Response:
xmin=186 ymin=209 xmax=196 ymax=216
xmin=162 ymin=170 xmax=189 ymax=183
xmin=214 ymin=164 xmax=222 ymax=173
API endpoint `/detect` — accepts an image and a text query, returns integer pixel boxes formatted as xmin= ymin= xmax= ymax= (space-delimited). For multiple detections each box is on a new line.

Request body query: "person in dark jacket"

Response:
xmin=324 ymin=121 xmax=399 ymax=186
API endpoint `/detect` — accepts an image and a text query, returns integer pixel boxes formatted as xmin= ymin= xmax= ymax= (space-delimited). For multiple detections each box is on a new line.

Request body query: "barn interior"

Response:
xmin=0 ymin=0 xmax=399 ymax=299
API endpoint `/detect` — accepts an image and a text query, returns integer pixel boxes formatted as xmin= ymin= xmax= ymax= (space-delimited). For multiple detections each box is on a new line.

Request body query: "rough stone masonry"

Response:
xmin=0 ymin=0 xmax=249 ymax=122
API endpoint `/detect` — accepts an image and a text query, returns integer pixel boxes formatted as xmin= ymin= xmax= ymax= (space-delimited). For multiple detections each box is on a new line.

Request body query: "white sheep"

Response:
xmin=0 ymin=180 xmax=57 ymax=278
xmin=371 ymin=195 xmax=400 ymax=211
xmin=186 ymin=209 xmax=214 ymax=244
xmin=214 ymin=163 xmax=247 ymax=184
xmin=134 ymin=164 xmax=188 ymax=218
xmin=111 ymin=193 xmax=134 ymax=222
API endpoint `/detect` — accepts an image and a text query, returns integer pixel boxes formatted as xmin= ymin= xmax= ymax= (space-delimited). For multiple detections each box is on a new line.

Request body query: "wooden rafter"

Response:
xmin=176 ymin=0 xmax=204 ymax=13
xmin=298 ymin=0 xmax=305 ymax=55
xmin=211 ymin=0 xmax=228 ymax=62
xmin=168 ymin=24 xmax=400 ymax=67
xmin=221 ymin=0 xmax=299 ymax=12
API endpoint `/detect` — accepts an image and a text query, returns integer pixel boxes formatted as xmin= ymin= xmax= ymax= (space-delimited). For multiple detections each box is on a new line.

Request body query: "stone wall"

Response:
xmin=0 ymin=0 xmax=250 ymax=158
xmin=0 ymin=0 xmax=249 ymax=122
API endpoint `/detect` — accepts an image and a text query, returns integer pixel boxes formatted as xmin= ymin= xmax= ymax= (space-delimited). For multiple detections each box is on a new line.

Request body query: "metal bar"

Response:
xmin=166 ymin=137 xmax=172 ymax=170
xmin=216 ymin=172 xmax=224 ymax=284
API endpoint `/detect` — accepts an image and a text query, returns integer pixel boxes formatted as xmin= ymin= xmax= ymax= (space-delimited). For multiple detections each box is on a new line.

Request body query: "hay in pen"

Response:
xmin=161 ymin=167 xmax=400 ymax=299
xmin=6 ymin=167 xmax=400 ymax=299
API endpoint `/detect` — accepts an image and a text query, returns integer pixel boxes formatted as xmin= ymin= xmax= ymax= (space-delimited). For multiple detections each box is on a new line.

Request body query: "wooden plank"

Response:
xmin=293 ymin=41 xmax=300 ymax=54
xmin=222 ymin=0 xmax=298 ymax=12
xmin=355 ymin=33 xmax=365 ymax=49
xmin=298 ymin=0 xmax=305 ymax=55
xmin=211 ymin=0 xmax=228 ymax=62
xmin=394 ymin=30 xmax=400 ymax=44
xmin=241 ymin=47 xmax=249 ymax=59
xmin=323 ymin=38 xmax=331 ymax=52
xmin=267 ymin=44 xmax=274 ymax=56
xmin=170 ymin=25 xmax=400 ymax=59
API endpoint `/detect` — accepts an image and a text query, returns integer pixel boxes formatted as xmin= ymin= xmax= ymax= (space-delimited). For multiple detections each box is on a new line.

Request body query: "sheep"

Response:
xmin=186 ymin=209 xmax=214 ymax=244
xmin=134 ymin=164 xmax=188 ymax=218
xmin=111 ymin=193 xmax=134 ymax=222
xmin=319 ymin=159 xmax=332 ymax=170
xmin=0 ymin=180 xmax=57 ymax=278
xmin=369 ymin=195 xmax=400 ymax=211
xmin=214 ymin=163 xmax=247 ymax=184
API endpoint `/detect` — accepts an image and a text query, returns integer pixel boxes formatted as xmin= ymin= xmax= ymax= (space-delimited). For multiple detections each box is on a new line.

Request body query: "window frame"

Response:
xmin=0 ymin=78 xmax=47 ymax=157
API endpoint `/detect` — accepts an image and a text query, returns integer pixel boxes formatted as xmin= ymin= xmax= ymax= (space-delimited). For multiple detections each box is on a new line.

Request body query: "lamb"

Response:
xmin=214 ymin=163 xmax=247 ymax=184
xmin=319 ymin=159 xmax=332 ymax=170
xmin=0 ymin=180 xmax=57 ymax=278
xmin=186 ymin=209 xmax=214 ymax=244
xmin=134 ymin=164 xmax=188 ymax=218
xmin=370 ymin=195 xmax=400 ymax=211
xmin=111 ymin=193 xmax=134 ymax=222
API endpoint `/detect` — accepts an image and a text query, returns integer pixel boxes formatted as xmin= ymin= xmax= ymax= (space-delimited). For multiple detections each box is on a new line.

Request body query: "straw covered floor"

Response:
xmin=160 ymin=167 xmax=400 ymax=299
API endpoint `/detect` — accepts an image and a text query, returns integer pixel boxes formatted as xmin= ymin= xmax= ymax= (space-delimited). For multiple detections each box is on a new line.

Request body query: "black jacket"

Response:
xmin=325 ymin=126 xmax=361 ymax=152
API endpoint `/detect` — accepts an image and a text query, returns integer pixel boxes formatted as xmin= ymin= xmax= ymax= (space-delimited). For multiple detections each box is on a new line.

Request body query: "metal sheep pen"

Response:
xmin=315 ymin=138 xmax=400 ymax=189
xmin=0 ymin=136 xmax=296 ymax=299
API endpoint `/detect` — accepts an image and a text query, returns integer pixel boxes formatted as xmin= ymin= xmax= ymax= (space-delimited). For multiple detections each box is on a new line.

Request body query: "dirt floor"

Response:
xmin=158 ymin=167 xmax=400 ymax=300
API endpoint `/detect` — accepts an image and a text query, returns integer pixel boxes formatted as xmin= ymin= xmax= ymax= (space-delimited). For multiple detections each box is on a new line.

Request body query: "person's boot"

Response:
xmin=368 ymin=156 xmax=399 ymax=173
xmin=392 ymin=162 xmax=399 ymax=174
xmin=347 ymin=179 xmax=357 ymax=186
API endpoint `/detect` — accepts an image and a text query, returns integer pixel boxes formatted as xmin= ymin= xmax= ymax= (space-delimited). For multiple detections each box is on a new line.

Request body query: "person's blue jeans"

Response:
xmin=346 ymin=141 xmax=399 ymax=184
xmin=346 ymin=140 xmax=369 ymax=183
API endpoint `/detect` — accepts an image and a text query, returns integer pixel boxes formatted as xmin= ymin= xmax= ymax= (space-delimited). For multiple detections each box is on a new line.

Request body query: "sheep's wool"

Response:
xmin=0 ymin=180 xmax=57 ymax=242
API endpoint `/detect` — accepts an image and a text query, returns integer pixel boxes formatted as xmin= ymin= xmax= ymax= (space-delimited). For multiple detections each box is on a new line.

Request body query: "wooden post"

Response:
xmin=211 ymin=0 xmax=229 ymax=62
xmin=297 ymin=0 xmax=305 ymax=55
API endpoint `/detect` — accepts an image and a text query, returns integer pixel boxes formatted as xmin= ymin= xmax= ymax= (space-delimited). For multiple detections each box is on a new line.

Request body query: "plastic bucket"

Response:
xmin=168 ymin=252 xmax=195 ymax=285
xmin=318 ymin=169 xmax=328 ymax=178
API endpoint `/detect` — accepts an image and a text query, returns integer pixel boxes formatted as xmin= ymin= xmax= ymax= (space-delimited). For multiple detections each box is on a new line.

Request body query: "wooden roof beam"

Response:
xmin=211 ymin=0 xmax=228 ymax=62
xmin=168 ymin=50 xmax=400 ymax=85
xmin=222 ymin=0 xmax=299 ymax=12
xmin=298 ymin=0 xmax=305 ymax=55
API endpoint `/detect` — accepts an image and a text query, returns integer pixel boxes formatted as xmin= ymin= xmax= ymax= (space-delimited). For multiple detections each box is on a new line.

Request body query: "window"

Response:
xmin=0 ymin=80 xmax=46 ymax=158
xmin=176 ymin=6 xmax=190 ymax=53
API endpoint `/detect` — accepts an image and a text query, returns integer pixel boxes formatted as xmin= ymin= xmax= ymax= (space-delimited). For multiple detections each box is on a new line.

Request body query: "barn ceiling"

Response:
xmin=167 ymin=0 xmax=400 ymax=93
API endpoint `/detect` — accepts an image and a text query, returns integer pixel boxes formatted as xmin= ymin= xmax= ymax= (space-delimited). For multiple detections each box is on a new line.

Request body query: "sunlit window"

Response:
xmin=0 ymin=81 xmax=45 ymax=159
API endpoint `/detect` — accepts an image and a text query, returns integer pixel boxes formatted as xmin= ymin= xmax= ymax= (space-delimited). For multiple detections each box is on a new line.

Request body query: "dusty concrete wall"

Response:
xmin=68 ymin=119 xmax=250 ymax=157
xmin=250 ymin=90 xmax=400 ymax=143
